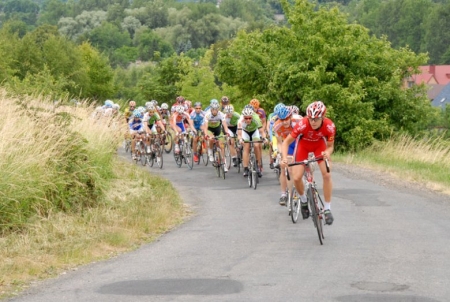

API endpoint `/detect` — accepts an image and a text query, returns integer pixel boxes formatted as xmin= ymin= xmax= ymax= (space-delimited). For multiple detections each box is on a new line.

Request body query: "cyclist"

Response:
xmin=273 ymin=105 xmax=302 ymax=205
xmin=202 ymin=102 xmax=230 ymax=172
xmin=129 ymin=110 xmax=146 ymax=160
xmin=266 ymin=103 xmax=284 ymax=169
xmin=190 ymin=102 xmax=206 ymax=163
xmin=280 ymin=101 xmax=336 ymax=225
xmin=124 ymin=101 xmax=136 ymax=123
xmin=170 ymin=105 xmax=196 ymax=154
xmin=237 ymin=106 xmax=268 ymax=177
xmin=249 ymin=99 xmax=267 ymax=172
xmin=220 ymin=96 xmax=231 ymax=111
xmin=159 ymin=103 xmax=171 ymax=125
xmin=204 ymin=98 xmax=219 ymax=112
xmin=223 ymin=104 xmax=240 ymax=167
xmin=143 ymin=104 xmax=166 ymax=134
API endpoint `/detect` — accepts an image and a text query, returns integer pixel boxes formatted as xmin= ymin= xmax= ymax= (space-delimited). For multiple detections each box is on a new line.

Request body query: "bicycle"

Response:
xmin=194 ymin=130 xmax=208 ymax=166
xmin=243 ymin=140 xmax=263 ymax=190
xmin=173 ymin=131 xmax=194 ymax=170
xmin=224 ymin=136 xmax=232 ymax=171
xmin=147 ymin=133 xmax=164 ymax=169
xmin=234 ymin=139 xmax=243 ymax=173
xmin=209 ymin=135 xmax=227 ymax=179
xmin=273 ymin=151 xmax=282 ymax=184
xmin=163 ymin=129 xmax=174 ymax=154
xmin=287 ymin=155 xmax=330 ymax=245
xmin=134 ymin=136 xmax=147 ymax=166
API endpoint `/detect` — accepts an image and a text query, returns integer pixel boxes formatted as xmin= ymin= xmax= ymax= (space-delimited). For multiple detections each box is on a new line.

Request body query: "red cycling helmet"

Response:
xmin=306 ymin=101 xmax=326 ymax=118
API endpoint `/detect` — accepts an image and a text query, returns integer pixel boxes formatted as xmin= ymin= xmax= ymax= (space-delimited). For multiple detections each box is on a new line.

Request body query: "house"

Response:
xmin=405 ymin=65 xmax=450 ymax=103
xmin=430 ymin=82 xmax=450 ymax=110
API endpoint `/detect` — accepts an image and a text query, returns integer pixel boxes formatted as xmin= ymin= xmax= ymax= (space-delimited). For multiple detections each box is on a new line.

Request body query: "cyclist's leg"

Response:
xmin=251 ymin=130 xmax=262 ymax=175
xmin=241 ymin=130 xmax=251 ymax=176
xmin=313 ymin=141 xmax=333 ymax=224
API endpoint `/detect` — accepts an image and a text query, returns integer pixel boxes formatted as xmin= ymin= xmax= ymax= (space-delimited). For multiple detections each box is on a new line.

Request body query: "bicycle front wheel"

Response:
xmin=214 ymin=150 xmax=221 ymax=178
xmin=156 ymin=144 xmax=164 ymax=169
xmin=173 ymin=145 xmax=182 ymax=168
xmin=290 ymin=187 xmax=300 ymax=223
xmin=139 ymin=144 xmax=147 ymax=166
xmin=185 ymin=141 xmax=194 ymax=170
xmin=313 ymin=188 xmax=324 ymax=245
xmin=196 ymin=141 xmax=202 ymax=165
xmin=164 ymin=131 xmax=173 ymax=154
xmin=224 ymin=140 xmax=231 ymax=170
xmin=251 ymin=157 xmax=258 ymax=190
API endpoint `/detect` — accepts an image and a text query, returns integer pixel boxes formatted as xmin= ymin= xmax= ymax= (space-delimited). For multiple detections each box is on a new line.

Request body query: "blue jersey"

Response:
xmin=129 ymin=118 xmax=144 ymax=131
xmin=190 ymin=110 xmax=206 ymax=130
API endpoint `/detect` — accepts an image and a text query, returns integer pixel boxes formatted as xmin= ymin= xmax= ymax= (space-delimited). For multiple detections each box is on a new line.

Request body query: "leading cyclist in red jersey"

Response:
xmin=280 ymin=101 xmax=336 ymax=225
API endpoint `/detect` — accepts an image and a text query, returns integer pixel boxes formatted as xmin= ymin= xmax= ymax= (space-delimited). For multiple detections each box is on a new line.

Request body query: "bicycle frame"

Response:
xmin=287 ymin=155 xmax=330 ymax=245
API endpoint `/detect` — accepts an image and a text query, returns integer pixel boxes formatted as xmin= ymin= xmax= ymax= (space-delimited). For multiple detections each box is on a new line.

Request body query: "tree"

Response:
xmin=0 ymin=0 xmax=40 ymax=27
xmin=84 ymin=21 xmax=131 ymax=53
xmin=78 ymin=42 xmax=115 ymax=100
xmin=134 ymin=27 xmax=174 ymax=61
xmin=177 ymin=49 xmax=222 ymax=103
xmin=38 ymin=0 xmax=69 ymax=25
xmin=121 ymin=15 xmax=141 ymax=38
xmin=423 ymin=1 xmax=450 ymax=64
xmin=216 ymin=0 xmax=433 ymax=151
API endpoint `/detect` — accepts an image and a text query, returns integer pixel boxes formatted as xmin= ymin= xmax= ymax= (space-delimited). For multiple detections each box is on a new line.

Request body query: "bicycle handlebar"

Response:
xmin=285 ymin=156 xmax=330 ymax=181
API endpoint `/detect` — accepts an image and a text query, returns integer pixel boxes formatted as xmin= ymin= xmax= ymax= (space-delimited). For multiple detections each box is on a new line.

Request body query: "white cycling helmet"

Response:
xmin=223 ymin=105 xmax=234 ymax=113
xmin=161 ymin=103 xmax=169 ymax=110
xmin=176 ymin=105 xmax=185 ymax=114
xmin=242 ymin=107 xmax=254 ymax=117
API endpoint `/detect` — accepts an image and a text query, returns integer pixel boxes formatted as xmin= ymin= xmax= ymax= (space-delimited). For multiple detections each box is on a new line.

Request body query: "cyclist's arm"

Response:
xmin=156 ymin=119 xmax=165 ymax=132
xmin=281 ymin=134 xmax=295 ymax=162
xmin=323 ymin=140 xmax=334 ymax=160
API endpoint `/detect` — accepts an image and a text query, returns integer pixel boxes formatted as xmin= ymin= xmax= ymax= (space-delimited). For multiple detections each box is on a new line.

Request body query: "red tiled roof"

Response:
xmin=415 ymin=65 xmax=450 ymax=85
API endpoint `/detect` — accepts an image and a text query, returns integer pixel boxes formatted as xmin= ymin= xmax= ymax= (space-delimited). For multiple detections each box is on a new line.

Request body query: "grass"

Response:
xmin=0 ymin=160 xmax=187 ymax=298
xmin=0 ymin=91 xmax=187 ymax=298
xmin=334 ymin=134 xmax=450 ymax=195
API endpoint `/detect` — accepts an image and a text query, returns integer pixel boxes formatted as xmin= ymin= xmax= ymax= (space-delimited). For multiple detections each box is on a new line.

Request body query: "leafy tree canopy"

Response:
xmin=216 ymin=0 xmax=435 ymax=151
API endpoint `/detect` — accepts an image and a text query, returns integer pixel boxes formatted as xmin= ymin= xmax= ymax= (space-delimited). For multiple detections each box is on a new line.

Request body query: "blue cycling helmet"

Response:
xmin=104 ymin=99 xmax=114 ymax=108
xmin=277 ymin=105 xmax=292 ymax=120
xmin=273 ymin=103 xmax=285 ymax=115
xmin=210 ymin=99 xmax=219 ymax=105
xmin=133 ymin=109 xmax=142 ymax=118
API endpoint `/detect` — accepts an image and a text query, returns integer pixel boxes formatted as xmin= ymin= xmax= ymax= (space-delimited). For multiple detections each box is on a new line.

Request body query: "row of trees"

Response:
xmin=341 ymin=0 xmax=450 ymax=64
xmin=0 ymin=0 xmax=281 ymax=66
xmin=0 ymin=23 xmax=114 ymax=100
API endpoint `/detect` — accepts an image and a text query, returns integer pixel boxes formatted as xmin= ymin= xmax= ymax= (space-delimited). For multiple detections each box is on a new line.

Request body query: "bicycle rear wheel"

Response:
xmin=290 ymin=187 xmax=300 ymax=223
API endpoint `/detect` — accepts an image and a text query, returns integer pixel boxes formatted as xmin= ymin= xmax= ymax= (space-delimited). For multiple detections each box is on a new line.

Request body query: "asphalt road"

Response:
xmin=8 ymin=147 xmax=450 ymax=302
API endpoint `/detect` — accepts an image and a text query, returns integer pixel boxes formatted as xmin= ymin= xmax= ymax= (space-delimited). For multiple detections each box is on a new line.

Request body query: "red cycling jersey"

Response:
xmin=290 ymin=117 xmax=336 ymax=161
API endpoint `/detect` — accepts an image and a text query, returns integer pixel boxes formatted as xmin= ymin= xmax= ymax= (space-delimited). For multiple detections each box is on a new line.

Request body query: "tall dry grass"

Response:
xmin=0 ymin=90 xmax=186 ymax=298
xmin=336 ymin=133 xmax=450 ymax=194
